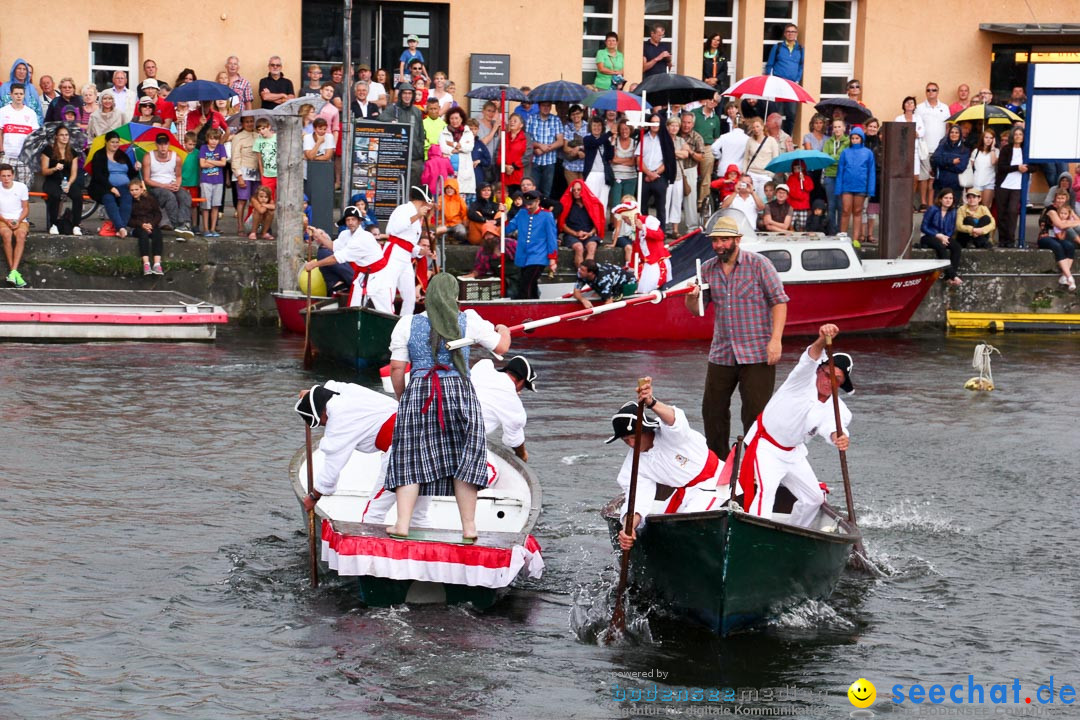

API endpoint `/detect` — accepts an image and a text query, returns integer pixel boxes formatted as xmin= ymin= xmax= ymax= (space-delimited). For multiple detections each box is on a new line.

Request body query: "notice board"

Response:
xmin=349 ymin=120 xmax=414 ymax=224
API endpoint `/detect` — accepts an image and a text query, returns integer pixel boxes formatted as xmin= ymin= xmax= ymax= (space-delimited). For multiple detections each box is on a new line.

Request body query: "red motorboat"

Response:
xmin=461 ymin=233 xmax=948 ymax=339
xmin=273 ymin=291 xmax=331 ymax=334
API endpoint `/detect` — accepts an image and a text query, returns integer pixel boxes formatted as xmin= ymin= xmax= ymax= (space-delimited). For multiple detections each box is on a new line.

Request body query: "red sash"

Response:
xmin=346 ymin=242 xmax=395 ymax=306
xmin=663 ymin=449 xmax=721 ymax=514
xmin=375 ymin=413 xmax=396 ymax=452
xmin=388 ymin=235 xmax=414 ymax=254
xmin=739 ymin=413 xmax=796 ymax=514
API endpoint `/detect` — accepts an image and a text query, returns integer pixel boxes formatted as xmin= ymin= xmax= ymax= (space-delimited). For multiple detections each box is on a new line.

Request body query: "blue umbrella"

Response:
xmin=466 ymin=85 xmax=527 ymax=102
xmin=167 ymin=79 xmax=238 ymax=103
xmin=526 ymin=80 xmax=588 ymax=104
xmin=765 ymin=149 xmax=836 ymax=174
xmin=582 ymin=90 xmax=651 ymax=113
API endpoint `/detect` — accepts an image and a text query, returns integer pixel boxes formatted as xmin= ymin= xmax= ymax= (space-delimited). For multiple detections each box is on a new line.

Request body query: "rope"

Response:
xmin=965 ymin=342 xmax=1000 ymax=391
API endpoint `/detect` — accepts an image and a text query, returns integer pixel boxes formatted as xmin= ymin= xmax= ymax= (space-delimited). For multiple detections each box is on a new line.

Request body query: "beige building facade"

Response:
xmin=2 ymin=0 xmax=1078 ymax=134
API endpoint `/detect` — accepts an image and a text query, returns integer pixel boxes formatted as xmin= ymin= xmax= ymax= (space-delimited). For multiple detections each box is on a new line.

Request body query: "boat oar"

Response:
xmin=302 ymin=239 xmax=315 ymax=370
xmin=609 ymin=395 xmax=646 ymax=639
xmin=825 ymin=337 xmax=882 ymax=577
xmin=304 ymin=424 xmax=319 ymax=588
xmin=445 ymin=284 xmax=702 ymax=351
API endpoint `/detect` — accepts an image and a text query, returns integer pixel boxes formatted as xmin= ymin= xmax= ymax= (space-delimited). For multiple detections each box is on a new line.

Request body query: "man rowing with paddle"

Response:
xmin=737 ymin=323 xmax=853 ymax=528
xmin=611 ymin=377 xmax=723 ymax=551
xmin=304 ymin=206 xmax=382 ymax=307
xmin=366 ymin=185 xmax=432 ymax=316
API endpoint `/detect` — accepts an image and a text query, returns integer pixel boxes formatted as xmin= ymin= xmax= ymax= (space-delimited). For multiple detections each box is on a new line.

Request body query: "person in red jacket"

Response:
xmin=613 ymin=199 xmax=670 ymax=293
xmin=501 ymin=114 xmax=528 ymax=196
xmin=557 ymin=179 xmax=607 ymax=267
xmin=786 ymin=159 xmax=814 ymax=231
xmin=710 ymin=164 xmax=742 ymax=205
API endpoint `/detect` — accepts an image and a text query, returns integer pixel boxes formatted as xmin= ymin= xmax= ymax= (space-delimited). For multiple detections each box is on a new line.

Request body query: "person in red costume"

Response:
xmin=557 ymin=179 xmax=607 ymax=267
xmin=612 ymin=199 xmax=670 ymax=293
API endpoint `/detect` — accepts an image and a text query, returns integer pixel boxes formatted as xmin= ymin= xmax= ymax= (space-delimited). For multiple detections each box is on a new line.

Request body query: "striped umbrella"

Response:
xmin=84 ymin=121 xmax=157 ymax=164
xmin=721 ymin=75 xmax=816 ymax=103
xmin=526 ymin=80 xmax=589 ymax=104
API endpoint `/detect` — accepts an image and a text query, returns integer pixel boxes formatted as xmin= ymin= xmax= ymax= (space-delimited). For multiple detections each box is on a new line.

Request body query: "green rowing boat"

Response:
xmin=304 ymin=303 xmax=399 ymax=370
xmin=602 ymin=496 xmax=860 ymax=635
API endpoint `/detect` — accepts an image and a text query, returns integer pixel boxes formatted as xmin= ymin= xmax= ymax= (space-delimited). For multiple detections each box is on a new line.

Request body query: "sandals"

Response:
xmin=261 ymin=233 xmax=274 ymax=240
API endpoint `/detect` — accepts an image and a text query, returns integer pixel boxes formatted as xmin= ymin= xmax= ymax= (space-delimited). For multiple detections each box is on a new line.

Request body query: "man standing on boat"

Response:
xmin=366 ymin=185 xmax=433 ymax=316
xmin=685 ymin=216 xmax=788 ymax=456
xmin=612 ymin=199 xmax=670 ymax=294
xmin=737 ymin=323 xmax=853 ymax=528
xmin=611 ymin=377 xmax=724 ymax=551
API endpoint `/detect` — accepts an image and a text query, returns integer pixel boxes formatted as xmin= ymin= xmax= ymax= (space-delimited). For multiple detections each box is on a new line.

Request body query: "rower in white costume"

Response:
xmin=365 ymin=185 xmax=432 ymax=316
xmin=612 ymin=377 xmax=724 ymax=551
xmin=737 ymin=323 xmax=853 ymax=528
xmin=295 ymin=381 xmax=432 ymax=524
xmin=362 ymin=355 xmax=538 ymax=523
xmin=303 ymin=207 xmax=384 ymax=308
xmin=470 ymin=356 xmax=537 ymax=462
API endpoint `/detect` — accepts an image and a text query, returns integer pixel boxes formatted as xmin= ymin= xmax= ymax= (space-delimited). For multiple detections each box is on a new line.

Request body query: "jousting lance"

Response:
xmin=445 ymin=278 xmax=708 ymax=352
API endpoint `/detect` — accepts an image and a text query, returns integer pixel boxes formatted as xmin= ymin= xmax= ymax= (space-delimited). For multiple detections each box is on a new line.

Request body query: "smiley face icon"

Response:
xmin=848 ymin=678 xmax=876 ymax=708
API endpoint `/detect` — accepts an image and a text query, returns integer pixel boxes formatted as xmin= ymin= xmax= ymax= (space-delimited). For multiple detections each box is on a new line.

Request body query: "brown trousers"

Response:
xmin=702 ymin=361 xmax=777 ymax=456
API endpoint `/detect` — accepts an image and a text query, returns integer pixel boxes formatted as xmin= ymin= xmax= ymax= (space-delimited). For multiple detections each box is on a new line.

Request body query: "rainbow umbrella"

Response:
xmin=85 ymin=122 xmax=157 ymax=163
xmin=131 ymin=127 xmax=186 ymax=159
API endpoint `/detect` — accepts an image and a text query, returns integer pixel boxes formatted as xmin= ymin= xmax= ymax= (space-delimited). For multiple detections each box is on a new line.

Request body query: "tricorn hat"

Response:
xmin=604 ymin=401 xmax=660 ymax=444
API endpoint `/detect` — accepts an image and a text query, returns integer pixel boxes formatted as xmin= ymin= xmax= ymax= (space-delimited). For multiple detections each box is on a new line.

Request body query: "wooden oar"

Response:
xmin=304 ymin=424 xmax=319 ymax=588
xmin=446 ymin=284 xmax=701 ymax=351
xmin=825 ymin=337 xmax=882 ymax=577
xmin=608 ymin=394 xmax=647 ymax=638
xmin=302 ymin=239 xmax=315 ymax=370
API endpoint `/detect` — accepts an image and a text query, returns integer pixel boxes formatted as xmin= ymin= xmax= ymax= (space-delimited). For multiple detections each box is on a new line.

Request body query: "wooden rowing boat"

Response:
xmin=600 ymin=493 xmax=860 ymax=635
xmin=301 ymin=302 xmax=400 ymax=369
xmin=290 ymin=441 xmax=544 ymax=608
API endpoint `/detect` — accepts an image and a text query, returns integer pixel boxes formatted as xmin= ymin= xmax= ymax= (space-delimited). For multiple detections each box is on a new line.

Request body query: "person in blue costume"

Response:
xmin=385 ymin=273 xmax=511 ymax=541
xmin=0 ymin=59 xmax=45 ymax=122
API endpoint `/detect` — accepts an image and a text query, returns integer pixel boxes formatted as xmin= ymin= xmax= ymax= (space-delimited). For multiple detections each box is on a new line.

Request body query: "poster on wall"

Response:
xmin=350 ymin=120 xmax=413 ymax=224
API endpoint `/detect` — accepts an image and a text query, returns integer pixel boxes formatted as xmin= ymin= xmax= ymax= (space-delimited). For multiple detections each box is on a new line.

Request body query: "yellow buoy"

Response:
xmin=964 ymin=377 xmax=994 ymax=391
xmin=297 ymin=266 xmax=327 ymax=297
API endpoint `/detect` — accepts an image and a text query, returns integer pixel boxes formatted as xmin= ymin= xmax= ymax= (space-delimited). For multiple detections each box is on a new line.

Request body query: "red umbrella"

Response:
xmin=721 ymin=75 xmax=815 ymax=103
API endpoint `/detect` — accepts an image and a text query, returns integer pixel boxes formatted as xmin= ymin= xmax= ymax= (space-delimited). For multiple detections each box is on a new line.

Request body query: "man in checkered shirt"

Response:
xmin=686 ymin=216 xmax=788 ymax=456
xmin=526 ymin=102 xmax=564 ymax=198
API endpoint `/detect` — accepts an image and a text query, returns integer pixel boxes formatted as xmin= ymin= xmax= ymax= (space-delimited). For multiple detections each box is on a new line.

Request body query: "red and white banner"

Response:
xmin=321 ymin=520 xmax=544 ymax=589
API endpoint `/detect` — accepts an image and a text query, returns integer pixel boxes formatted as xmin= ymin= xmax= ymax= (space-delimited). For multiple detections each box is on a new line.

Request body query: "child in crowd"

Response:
xmin=127 ymin=179 xmax=165 ymax=276
xmin=198 ymin=128 xmax=227 ymax=236
xmin=249 ymin=185 xmax=275 ymax=240
xmin=807 ymin=198 xmax=828 ymax=233
xmin=398 ymin=35 xmax=425 ymax=82
xmin=420 ymin=144 xmax=455 ymax=194
xmin=711 ymin=164 xmax=741 ymax=204
xmin=181 ymin=131 xmax=201 ymax=230
xmin=610 ymin=193 xmax=636 ymax=267
xmin=786 ymin=160 xmax=813 ymax=232
xmin=253 ymin=118 xmax=278 ymax=199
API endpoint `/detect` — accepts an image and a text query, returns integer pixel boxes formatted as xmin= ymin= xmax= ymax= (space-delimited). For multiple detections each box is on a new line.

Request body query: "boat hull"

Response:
xmin=604 ymin=504 xmax=857 ymax=635
xmin=349 ymin=569 xmax=503 ymax=609
xmin=462 ymin=267 xmax=942 ymax=340
xmin=272 ymin=292 xmax=329 ymax=335
xmin=306 ymin=305 xmax=399 ymax=369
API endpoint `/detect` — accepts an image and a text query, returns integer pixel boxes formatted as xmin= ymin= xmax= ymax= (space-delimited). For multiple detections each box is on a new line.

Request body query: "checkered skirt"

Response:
xmin=385 ymin=373 xmax=489 ymax=496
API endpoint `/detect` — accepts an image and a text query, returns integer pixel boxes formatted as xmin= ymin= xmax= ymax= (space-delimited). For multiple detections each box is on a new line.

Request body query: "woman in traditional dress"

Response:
xmin=385 ymin=273 xmax=512 ymax=541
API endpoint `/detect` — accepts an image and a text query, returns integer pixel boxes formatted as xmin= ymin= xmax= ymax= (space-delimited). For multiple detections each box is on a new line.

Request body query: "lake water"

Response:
xmin=2 ymin=327 xmax=1076 ymax=719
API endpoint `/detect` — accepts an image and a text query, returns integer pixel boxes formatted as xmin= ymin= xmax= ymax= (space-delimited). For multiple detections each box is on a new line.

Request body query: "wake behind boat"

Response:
xmin=290 ymin=440 xmax=544 ymax=608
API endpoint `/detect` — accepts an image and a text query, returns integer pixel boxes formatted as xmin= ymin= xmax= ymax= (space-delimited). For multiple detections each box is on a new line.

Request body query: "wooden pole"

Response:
xmin=276 ymin=114 xmax=306 ymax=293
xmin=302 ymin=240 xmax=315 ymax=369
xmin=341 ymin=0 xmax=354 ymax=200
xmin=609 ymin=396 xmax=647 ymax=636
xmin=500 ymin=89 xmax=507 ymax=298
xmin=304 ymin=425 xmax=320 ymax=588
xmin=825 ymin=337 xmax=880 ymax=576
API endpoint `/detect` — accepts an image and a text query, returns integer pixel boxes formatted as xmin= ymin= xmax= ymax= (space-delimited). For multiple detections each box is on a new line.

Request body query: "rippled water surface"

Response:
xmin=2 ymin=328 xmax=1076 ymax=719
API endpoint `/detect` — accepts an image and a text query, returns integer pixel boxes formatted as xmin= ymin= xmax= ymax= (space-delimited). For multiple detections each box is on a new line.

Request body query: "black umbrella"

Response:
xmin=630 ymin=73 xmax=716 ymax=105
xmin=466 ymin=85 xmax=527 ymax=103
xmin=18 ymin=121 xmax=88 ymax=166
xmin=526 ymin=80 xmax=588 ymax=104
xmin=814 ymin=98 xmax=873 ymax=124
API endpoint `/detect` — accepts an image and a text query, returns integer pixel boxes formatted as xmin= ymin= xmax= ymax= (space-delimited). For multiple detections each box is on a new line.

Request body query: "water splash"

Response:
xmin=569 ymin=583 xmax=654 ymax=646
xmin=859 ymin=500 xmax=969 ymax=535
xmin=560 ymin=454 xmax=589 ymax=465
xmin=764 ymin=598 xmax=855 ymax=632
